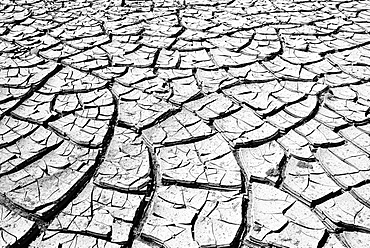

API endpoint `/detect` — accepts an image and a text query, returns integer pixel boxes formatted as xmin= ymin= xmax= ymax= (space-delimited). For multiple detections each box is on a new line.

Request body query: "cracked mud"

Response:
xmin=1 ymin=0 xmax=370 ymax=247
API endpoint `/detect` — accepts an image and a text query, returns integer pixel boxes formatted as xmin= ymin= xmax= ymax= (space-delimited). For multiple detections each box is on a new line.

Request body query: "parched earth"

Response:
xmin=2 ymin=0 xmax=370 ymax=247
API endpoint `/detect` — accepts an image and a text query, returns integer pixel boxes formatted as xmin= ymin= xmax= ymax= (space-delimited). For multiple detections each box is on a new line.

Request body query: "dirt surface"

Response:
xmin=1 ymin=0 xmax=370 ymax=247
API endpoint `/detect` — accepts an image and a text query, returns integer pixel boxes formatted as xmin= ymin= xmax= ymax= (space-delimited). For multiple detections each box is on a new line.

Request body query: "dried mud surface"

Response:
xmin=1 ymin=0 xmax=370 ymax=247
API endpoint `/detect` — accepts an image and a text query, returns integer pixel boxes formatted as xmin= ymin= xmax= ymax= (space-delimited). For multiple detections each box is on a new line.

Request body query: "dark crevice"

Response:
xmin=3 ymin=1 xmax=370 ymax=247
xmin=161 ymin=177 xmax=242 ymax=192
xmin=0 ymin=140 xmax=63 ymax=177
xmin=0 ymin=64 xmax=64 ymax=120
xmin=125 ymin=143 xmax=158 ymax=248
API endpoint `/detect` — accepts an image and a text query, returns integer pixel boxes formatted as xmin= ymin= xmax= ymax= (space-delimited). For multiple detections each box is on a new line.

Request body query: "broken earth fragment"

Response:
xmin=140 ymin=185 xmax=243 ymax=248
xmin=247 ymin=183 xmax=326 ymax=248
xmin=157 ymin=133 xmax=241 ymax=189
xmin=238 ymin=141 xmax=285 ymax=184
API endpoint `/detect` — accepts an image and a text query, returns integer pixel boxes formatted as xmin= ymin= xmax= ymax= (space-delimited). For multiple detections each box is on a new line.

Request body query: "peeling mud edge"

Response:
xmin=334 ymin=234 xmax=352 ymax=248
xmin=232 ymin=129 xmax=280 ymax=149
xmin=232 ymin=146 xmax=287 ymax=188
xmin=124 ymin=141 xmax=159 ymax=248
xmin=281 ymin=183 xmax=343 ymax=208
xmin=314 ymin=204 xmax=370 ymax=234
xmin=245 ymin=222 xmax=329 ymax=248
xmin=249 ymin=153 xmax=288 ymax=188
xmin=242 ymin=238 xmax=289 ymax=248
xmin=140 ymin=234 xmax=169 ymax=248
xmin=117 ymin=108 xmax=181 ymax=134
xmin=42 ymin=229 xmax=115 ymax=242
xmin=161 ymin=177 xmax=242 ymax=192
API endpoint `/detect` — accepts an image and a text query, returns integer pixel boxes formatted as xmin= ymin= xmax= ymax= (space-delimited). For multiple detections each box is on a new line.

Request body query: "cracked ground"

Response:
xmin=2 ymin=0 xmax=370 ymax=247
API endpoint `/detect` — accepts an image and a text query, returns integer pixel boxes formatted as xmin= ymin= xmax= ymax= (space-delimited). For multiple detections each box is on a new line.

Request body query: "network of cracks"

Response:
xmin=1 ymin=0 xmax=370 ymax=247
